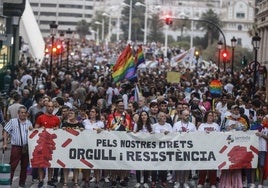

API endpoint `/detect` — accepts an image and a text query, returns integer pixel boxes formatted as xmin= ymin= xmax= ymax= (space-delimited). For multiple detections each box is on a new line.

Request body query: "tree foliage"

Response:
xmin=196 ymin=9 xmax=222 ymax=48
xmin=76 ymin=19 xmax=90 ymax=39
xmin=148 ymin=13 xmax=164 ymax=43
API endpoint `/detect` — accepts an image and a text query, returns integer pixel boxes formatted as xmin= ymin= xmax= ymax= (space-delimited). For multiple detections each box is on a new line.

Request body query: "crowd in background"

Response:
xmin=0 ymin=40 xmax=268 ymax=188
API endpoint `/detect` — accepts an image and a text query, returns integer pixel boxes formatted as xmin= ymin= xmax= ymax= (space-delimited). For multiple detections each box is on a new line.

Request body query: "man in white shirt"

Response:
xmin=172 ymin=110 xmax=196 ymax=188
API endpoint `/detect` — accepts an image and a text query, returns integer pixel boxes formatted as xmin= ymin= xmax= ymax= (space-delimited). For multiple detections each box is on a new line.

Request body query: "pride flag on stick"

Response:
xmin=112 ymin=45 xmax=136 ymax=83
xmin=135 ymin=45 xmax=145 ymax=68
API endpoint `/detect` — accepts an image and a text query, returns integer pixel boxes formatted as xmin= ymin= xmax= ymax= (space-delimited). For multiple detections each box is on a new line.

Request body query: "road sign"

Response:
xmin=249 ymin=61 xmax=260 ymax=71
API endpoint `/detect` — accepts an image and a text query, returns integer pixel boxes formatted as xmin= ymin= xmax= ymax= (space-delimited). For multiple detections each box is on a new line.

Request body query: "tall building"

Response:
xmin=29 ymin=0 xmax=96 ymax=37
xmin=256 ymin=0 xmax=268 ymax=65
xmin=28 ymin=0 xmax=255 ymax=49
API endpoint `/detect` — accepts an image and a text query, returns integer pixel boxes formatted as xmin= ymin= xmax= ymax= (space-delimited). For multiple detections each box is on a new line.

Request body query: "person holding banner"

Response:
xmin=61 ymin=108 xmax=84 ymax=188
xmin=133 ymin=110 xmax=153 ymax=188
xmin=197 ymin=111 xmax=220 ymax=188
xmin=35 ymin=101 xmax=61 ymax=188
xmin=151 ymin=111 xmax=173 ymax=188
xmin=247 ymin=110 xmax=268 ymax=188
xmin=106 ymin=98 xmax=133 ymax=187
xmin=82 ymin=106 xmax=104 ymax=188
xmin=172 ymin=109 xmax=197 ymax=188
xmin=219 ymin=104 xmax=248 ymax=188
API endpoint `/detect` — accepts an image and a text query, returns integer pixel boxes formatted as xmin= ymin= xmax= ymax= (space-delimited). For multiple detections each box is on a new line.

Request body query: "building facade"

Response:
xmin=256 ymin=0 xmax=268 ymax=65
xmin=29 ymin=0 xmax=96 ymax=37
xmin=28 ymin=0 xmax=255 ymax=49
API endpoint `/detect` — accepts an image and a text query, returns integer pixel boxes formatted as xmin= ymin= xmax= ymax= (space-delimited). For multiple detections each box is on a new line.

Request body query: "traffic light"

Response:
xmin=195 ymin=51 xmax=199 ymax=58
xmin=165 ymin=15 xmax=173 ymax=25
xmin=241 ymin=56 xmax=247 ymax=66
xmin=222 ymin=51 xmax=228 ymax=59
xmin=56 ymin=44 xmax=62 ymax=54
xmin=52 ymin=46 xmax=57 ymax=53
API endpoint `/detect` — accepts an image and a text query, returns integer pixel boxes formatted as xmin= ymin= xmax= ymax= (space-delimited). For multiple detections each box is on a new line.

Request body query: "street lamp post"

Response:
xmin=101 ymin=18 xmax=104 ymax=42
xmin=135 ymin=1 xmax=147 ymax=44
xmin=102 ymin=13 xmax=111 ymax=43
xmin=231 ymin=36 xmax=237 ymax=76
xmin=128 ymin=0 xmax=132 ymax=42
xmin=195 ymin=50 xmax=199 ymax=78
xmin=59 ymin=31 xmax=64 ymax=67
xmin=49 ymin=21 xmax=58 ymax=75
xmin=122 ymin=1 xmax=132 ymax=42
xmin=66 ymin=28 xmax=72 ymax=69
xmin=11 ymin=17 xmax=20 ymax=90
xmin=94 ymin=21 xmax=101 ymax=45
xmin=217 ymin=40 xmax=223 ymax=72
xmin=252 ymin=33 xmax=261 ymax=95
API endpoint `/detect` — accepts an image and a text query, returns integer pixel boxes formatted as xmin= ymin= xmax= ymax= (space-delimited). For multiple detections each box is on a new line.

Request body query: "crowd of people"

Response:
xmin=1 ymin=40 xmax=268 ymax=188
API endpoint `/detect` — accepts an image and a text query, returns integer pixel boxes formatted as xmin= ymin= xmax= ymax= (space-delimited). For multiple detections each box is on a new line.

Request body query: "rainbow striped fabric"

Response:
xmin=112 ymin=45 xmax=136 ymax=83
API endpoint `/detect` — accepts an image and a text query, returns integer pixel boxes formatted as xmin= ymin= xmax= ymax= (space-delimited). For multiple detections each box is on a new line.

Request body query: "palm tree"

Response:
xmin=197 ymin=9 xmax=222 ymax=48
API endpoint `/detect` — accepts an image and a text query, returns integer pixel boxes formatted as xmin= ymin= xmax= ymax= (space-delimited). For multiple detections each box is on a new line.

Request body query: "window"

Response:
xmin=236 ymin=13 xmax=245 ymax=18
xmin=59 ymin=4 xmax=83 ymax=9
xmin=237 ymin=38 xmax=242 ymax=46
xmin=58 ymin=13 xmax=82 ymax=17
xmin=238 ymin=25 xmax=242 ymax=31
xmin=40 ymin=3 xmax=56 ymax=8
xmin=40 ymin=12 xmax=57 ymax=16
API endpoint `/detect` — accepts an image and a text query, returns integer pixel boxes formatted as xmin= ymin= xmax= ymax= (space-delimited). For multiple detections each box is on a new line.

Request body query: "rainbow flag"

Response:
xmin=112 ymin=45 xmax=136 ymax=83
xmin=135 ymin=45 xmax=145 ymax=67
xmin=209 ymin=79 xmax=222 ymax=98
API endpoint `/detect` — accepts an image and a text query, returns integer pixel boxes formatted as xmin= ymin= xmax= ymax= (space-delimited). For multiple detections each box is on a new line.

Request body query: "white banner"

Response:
xmin=28 ymin=129 xmax=259 ymax=170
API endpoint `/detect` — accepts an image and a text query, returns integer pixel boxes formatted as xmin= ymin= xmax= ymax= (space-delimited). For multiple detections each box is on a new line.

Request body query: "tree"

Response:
xmin=89 ymin=11 xmax=110 ymax=42
xmin=202 ymin=41 xmax=253 ymax=71
xmin=196 ymin=9 xmax=222 ymax=48
xmin=120 ymin=0 xmax=146 ymax=42
xmin=76 ymin=19 xmax=90 ymax=39
xmin=148 ymin=13 xmax=164 ymax=43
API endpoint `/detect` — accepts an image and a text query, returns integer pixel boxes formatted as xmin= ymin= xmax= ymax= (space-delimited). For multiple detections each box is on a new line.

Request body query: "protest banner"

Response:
xmin=28 ymin=129 xmax=258 ymax=170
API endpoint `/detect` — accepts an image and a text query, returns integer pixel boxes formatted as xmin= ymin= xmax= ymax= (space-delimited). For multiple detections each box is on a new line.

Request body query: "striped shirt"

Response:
xmin=4 ymin=118 xmax=32 ymax=146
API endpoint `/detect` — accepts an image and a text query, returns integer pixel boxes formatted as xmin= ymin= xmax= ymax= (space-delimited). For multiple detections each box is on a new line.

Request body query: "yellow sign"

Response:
xmin=166 ymin=71 xmax=181 ymax=83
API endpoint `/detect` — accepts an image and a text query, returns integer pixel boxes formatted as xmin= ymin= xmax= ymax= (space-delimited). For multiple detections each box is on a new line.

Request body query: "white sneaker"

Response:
xmin=174 ymin=182 xmax=180 ymax=188
xmin=167 ymin=173 xmax=173 ymax=181
xmin=143 ymin=183 xmax=149 ymax=188
xmin=183 ymin=183 xmax=190 ymax=188
xmin=90 ymin=177 xmax=96 ymax=183
xmin=257 ymin=185 xmax=263 ymax=188
xmin=141 ymin=176 xmax=144 ymax=184
xmin=134 ymin=183 xmax=141 ymax=188
xmin=104 ymin=177 xmax=110 ymax=183
xmin=211 ymin=185 xmax=217 ymax=188
xmin=197 ymin=184 xmax=203 ymax=188
xmin=249 ymin=183 xmax=256 ymax=188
